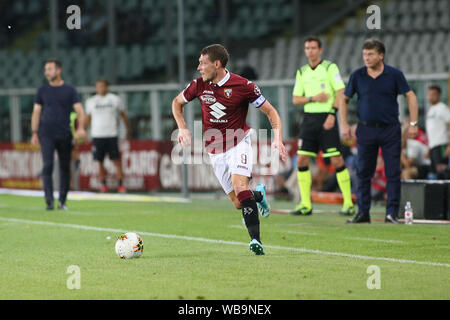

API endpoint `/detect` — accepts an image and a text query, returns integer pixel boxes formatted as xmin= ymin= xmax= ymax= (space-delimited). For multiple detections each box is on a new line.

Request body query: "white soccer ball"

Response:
xmin=115 ymin=232 xmax=144 ymax=259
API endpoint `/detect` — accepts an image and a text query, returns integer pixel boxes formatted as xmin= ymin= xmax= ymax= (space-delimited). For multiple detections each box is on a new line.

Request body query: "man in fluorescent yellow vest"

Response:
xmin=291 ymin=36 xmax=354 ymax=216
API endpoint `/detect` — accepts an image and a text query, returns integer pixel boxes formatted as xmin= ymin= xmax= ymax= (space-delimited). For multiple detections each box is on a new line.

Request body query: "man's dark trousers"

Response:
xmin=355 ymin=122 xmax=402 ymax=217
xmin=40 ymin=135 xmax=72 ymax=206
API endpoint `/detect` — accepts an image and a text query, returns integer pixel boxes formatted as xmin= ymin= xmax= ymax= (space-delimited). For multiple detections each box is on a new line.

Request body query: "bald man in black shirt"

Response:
xmin=31 ymin=59 xmax=87 ymax=210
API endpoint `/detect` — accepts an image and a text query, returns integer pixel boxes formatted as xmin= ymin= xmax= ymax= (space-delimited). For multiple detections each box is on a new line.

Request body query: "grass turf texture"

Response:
xmin=0 ymin=194 xmax=449 ymax=300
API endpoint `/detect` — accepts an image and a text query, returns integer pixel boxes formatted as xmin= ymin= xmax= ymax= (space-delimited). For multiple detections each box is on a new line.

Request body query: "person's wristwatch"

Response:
xmin=308 ymin=96 xmax=313 ymax=103
xmin=410 ymin=121 xmax=418 ymax=127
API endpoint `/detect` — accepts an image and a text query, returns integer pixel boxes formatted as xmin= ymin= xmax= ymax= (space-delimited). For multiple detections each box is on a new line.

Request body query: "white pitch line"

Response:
xmin=1 ymin=217 xmax=449 ymax=268
xmin=228 ymin=225 xmax=318 ymax=236
xmin=0 ymin=188 xmax=190 ymax=203
xmin=229 ymin=225 xmax=403 ymax=243
xmin=344 ymin=237 xmax=404 ymax=244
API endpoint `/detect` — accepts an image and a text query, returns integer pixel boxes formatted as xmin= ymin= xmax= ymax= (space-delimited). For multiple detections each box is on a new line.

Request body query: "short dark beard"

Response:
xmin=47 ymin=75 xmax=58 ymax=83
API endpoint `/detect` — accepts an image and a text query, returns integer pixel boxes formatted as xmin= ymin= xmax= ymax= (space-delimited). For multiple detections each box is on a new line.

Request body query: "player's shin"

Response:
xmin=297 ymin=166 xmax=312 ymax=209
xmin=336 ymin=166 xmax=353 ymax=208
xmin=237 ymin=190 xmax=260 ymax=243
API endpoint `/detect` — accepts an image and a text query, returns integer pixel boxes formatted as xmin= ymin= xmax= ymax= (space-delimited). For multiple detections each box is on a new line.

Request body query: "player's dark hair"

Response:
xmin=200 ymin=44 xmax=229 ymax=68
xmin=362 ymin=38 xmax=385 ymax=55
xmin=45 ymin=58 xmax=62 ymax=69
xmin=304 ymin=35 xmax=322 ymax=48
xmin=428 ymin=85 xmax=441 ymax=95
xmin=96 ymin=78 xmax=109 ymax=86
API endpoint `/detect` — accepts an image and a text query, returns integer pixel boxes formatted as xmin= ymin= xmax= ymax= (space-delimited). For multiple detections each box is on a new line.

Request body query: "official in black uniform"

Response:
xmin=31 ymin=59 xmax=87 ymax=210
xmin=339 ymin=39 xmax=418 ymax=224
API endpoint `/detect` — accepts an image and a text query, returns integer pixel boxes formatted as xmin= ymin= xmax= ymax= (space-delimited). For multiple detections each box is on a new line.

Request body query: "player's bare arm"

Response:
xmin=120 ymin=110 xmax=131 ymax=140
xmin=405 ymin=90 xmax=419 ymax=139
xmin=31 ymin=103 xmax=42 ymax=145
xmin=172 ymin=93 xmax=192 ymax=147
xmin=258 ymin=101 xmax=287 ymax=162
xmin=73 ymin=102 xmax=87 ymax=140
xmin=339 ymin=95 xmax=352 ymax=140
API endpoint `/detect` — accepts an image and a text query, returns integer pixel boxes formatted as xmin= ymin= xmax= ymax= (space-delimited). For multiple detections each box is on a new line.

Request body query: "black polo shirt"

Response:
xmin=344 ymin=64 xmax=411 ymax=124
xmin=35 ymin=83 xmax=81 ymax=138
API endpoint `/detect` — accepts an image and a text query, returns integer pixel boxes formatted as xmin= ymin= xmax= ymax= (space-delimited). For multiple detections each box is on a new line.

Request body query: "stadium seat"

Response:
xmin=143 ymin=45 xmax=155 ymax=69
xmin=273 ymin=39 xmax=287 ymax=79
xmin=410 ymin=55 xmax=423 ymax=74
xmin=384 ymin=15 xmax=398 ymax=32
xmin=434 ymin=31 xmax=446 ymax=49
xmin=246 ymin=48 xmax=260 ymax=73
xmin=259 ymin=48 xmax=273 ymax=79
xmin=437 ymin=0 xmax=449 ymax=13
xmin=411 ymin=0 xmax=425 ymax=14
xmin=399 ymin=14 xmax=413 ymax=32
xmin=398 ymin=0 xmax=412 ymax=16
xmin=384 ymin=0 xmax=398 ymax=15
xmin=424 ymin=0 xmax=437 ymax=13
xmin=422 ymin=58 xmax=435 ymax=74
xmin=439 ymin=14 xmax=449 ymax=29
xmin=412 ymin=14 xmax=426 ymax=31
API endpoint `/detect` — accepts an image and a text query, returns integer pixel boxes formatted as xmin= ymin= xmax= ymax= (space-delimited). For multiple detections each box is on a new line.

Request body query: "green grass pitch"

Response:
xmin=0 ymin=194 xmax=449 ymax=300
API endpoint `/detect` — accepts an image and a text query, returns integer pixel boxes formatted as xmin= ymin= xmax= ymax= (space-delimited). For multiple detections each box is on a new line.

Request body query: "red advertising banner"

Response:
xmin=0 ymin=142 xmax=43 ymax=189
xmin=0 ymin=139 xmax=298 ymax=193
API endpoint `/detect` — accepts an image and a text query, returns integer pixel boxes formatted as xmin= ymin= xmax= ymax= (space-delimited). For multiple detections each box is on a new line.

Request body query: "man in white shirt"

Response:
xmin=425 ymin=85 xmax=450 ymax=178
xmin=401 ymin=123 xmax=430 ymax=179
xmin=85 ymin=79 xmax=130 ymax=192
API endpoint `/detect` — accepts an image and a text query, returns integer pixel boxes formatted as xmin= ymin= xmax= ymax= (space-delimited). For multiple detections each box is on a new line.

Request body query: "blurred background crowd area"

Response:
xmin=0 ymin=0 xmax=448 ymax=151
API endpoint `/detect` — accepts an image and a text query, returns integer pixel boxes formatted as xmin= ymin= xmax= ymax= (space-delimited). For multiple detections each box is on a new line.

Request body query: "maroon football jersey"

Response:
xmin=182 ymin=71 xmax=266 ymax=153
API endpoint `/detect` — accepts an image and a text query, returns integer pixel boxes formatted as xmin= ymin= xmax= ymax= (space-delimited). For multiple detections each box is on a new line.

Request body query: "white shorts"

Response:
xmin=208 ymin=131 xmax=253 ymax=195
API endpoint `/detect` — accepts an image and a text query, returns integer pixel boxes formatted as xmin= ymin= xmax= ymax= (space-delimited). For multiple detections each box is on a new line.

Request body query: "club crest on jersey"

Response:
xmin=224 ymin=88 xmax=232 ymax=98
xmin=200 ymin=94 xmax=216 ymax=104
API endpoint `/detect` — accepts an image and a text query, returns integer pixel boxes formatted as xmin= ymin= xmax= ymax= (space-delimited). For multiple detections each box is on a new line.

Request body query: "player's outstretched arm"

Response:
xmin=172 ymin=93 xmax=191 ymax=147
xmin=258 ymin=101 xmax=287 ymax=162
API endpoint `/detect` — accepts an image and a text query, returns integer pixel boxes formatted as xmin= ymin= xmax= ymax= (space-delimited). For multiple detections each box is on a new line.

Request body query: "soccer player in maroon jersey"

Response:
xmin=172 ymin=44 xmax=287 ymax=255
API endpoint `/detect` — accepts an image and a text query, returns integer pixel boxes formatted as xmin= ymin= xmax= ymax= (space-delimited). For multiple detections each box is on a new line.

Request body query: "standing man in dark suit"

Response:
xmin=31 ymin=59 xmax=87 ymax=210
xmin=339 ymin=39 xmax=418 ymax=224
